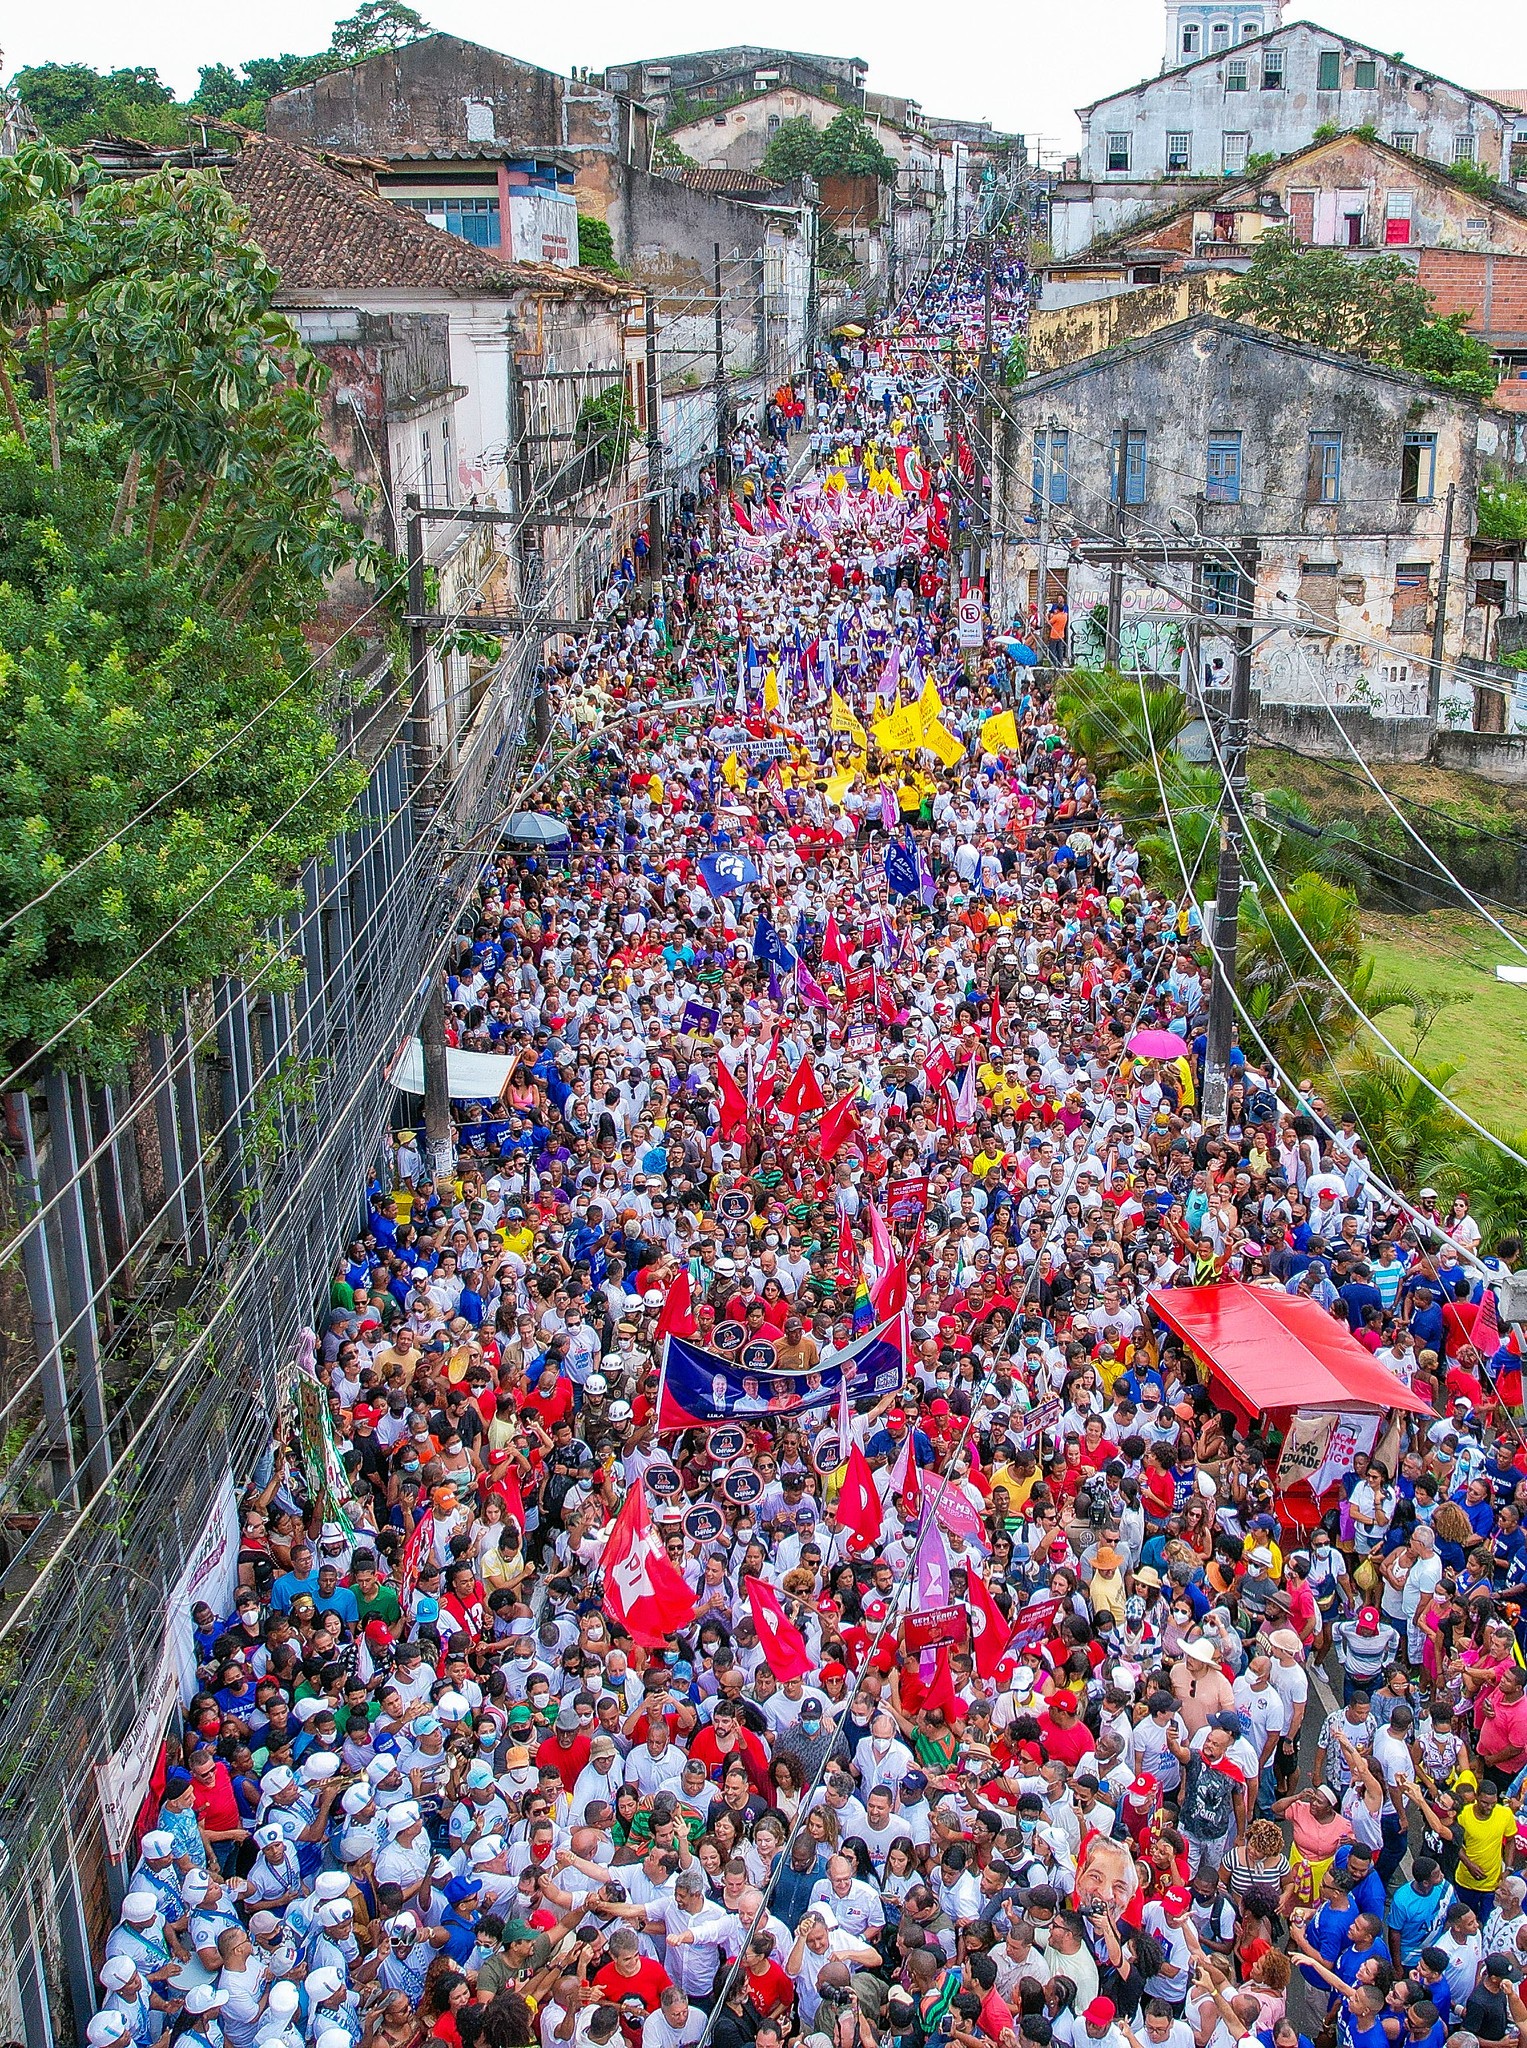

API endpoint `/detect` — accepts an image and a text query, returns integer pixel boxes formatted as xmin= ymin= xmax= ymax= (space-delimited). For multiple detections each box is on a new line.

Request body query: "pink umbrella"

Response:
xmin=1128 ymin=1028 xmax=1189 ymax=1060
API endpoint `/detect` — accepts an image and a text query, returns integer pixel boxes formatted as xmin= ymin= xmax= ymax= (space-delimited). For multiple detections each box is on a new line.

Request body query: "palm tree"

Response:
xmin=1331 ymin=1052 xmax=1462 ymax=1187
xmin=1056 ymin=670 xmax=1189 ymax=779
xmin=1237 ymin=874 xmax=1414 ymax=1073
xmin=1422 ymin=1130 xmax=1527 ymax=1249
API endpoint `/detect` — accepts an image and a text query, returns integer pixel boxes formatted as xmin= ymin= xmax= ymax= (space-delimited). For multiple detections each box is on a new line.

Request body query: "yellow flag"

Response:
xmin=980 ymin=709 xmax=1020 ymax=754
xmin=763 ymin=669 xmax=780 ymax=715
xmin=830 ymin=690 xmax=869 ymax=748
xmin=873 ymin=702 xmax=924 ymax=754
xmin=919 ymin=676 xmax=945 ymax=729
xmin=722 ymin=752 xmax=745 ymax=790
xmin=923 ymin=717 xmax=966 ymax=769
xmin=824 ymin=770 xmax=855 ymax=808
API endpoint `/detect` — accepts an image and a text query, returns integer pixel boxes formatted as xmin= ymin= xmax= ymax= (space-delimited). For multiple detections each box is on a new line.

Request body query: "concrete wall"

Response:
xmin=1028 ymin=272 xmax=1227 ymax=369
xmin=666 ymin=89 xmax=842 ymax=174
xmin=1082 ymin=25 xmax=1513 ymax=184
xmin=1253 ymin=700 xmax=1434 ymax=761
xmin=1433 ymin=731 xmax=1527 ymax=781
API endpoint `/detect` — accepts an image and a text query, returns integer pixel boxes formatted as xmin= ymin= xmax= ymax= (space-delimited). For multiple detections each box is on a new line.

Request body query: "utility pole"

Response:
xmin=1034 ymin=420 xmax=1052 ymax=645
xmin=420 ymin=976 xmax=455 ymax=1182
xmin=508 ymin=352 xmax=547 ymax=748
xmin=1187 ymin=490 xmax=1206 ymax=712
xmin=644 ymin=293 xmax=664 ymax=592
xmin=1106 ymin=420 xmax=1131 ymax=666
xmin=945 ymin=333 xmax=961 ymax=620
xmin=711 ymin=242 xmax=729 ymax=551
xmin=404 ymin=496 xmax=432 ymax=801
xmin=1203 ymin=543 xmax=1259 ymax=1125
xmin=1428 ymin=479 xmax=1457 ymax=726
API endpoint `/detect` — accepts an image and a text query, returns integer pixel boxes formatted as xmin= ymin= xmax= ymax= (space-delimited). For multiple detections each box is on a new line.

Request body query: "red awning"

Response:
xmin=1147 ymin=1282 xmax=1434 ymax=1420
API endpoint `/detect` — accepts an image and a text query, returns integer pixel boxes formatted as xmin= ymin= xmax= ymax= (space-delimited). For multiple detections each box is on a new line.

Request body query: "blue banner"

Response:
xmin=884 ymin=838 xmax=919 ymax=899
xmin=752 ymin=916 xmax=797 ymax=970
xmin=700 ymin=852 xmax=760 ymax=898
xmin=657 ymin=1317 xmax=905 ymax=1429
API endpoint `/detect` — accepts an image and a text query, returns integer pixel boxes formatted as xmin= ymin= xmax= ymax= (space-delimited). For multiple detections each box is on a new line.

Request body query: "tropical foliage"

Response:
xmin=0 ymin=143 xmax=377 ymax=1073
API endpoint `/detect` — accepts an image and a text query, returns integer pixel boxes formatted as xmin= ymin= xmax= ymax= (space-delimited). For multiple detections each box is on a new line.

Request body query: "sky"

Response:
xmin=5 ymin=0 xmax=1522 ymax=162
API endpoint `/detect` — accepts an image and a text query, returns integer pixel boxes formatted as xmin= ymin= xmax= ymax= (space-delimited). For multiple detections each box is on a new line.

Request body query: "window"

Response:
xmin=1385 ymin=191 xmax=1413 ymax=245
xmin=401 ymin=196 xmax=501 ymax=247
xmin=1242 ymin=17 xmax=1261 ymax=37
xmin=1354 ymin=57 xmax=1377 ymax=88
xmin=1130 ymin=264 xmax=1164 ymax=283
xmin=767 ymin=114 xmax=781 ymax=132
xmin=1181 ymin=24 xmax=1200 ymax=54
xmin=1317 ymin=50 xmax=1341 ymax=90
xmin=1223 ymin=130 xmax=1251 ymax=172
xmin=1262 ymin=51 xmax=1284 ymax=89
xmin=1391 ymin=132 xmax=1417 ymax=153
xmin=1400 ymin=432 xmax=1437 ymax=503
xmin=1393 ymin=563 xmax=1431 ymax=634
xmin=1226 ymin=58 xmax=1248 ymax=90
xmin=1167 ymin=131 xmax=1193 ymax=171
xmin=1109 ymin=429 xmax=1147 ymax=505
xmin=1106 ymin=132 xmax=1132 ymax=172
xmin=1308 ymin=431 xmax=1342 ymax=503
xmin=1453 ymin=133 xmax=1476 ymax=164
xmin=1211 ymin=20 xmax=1231 ymax=50
xmin=1206 ymin=432 xmax=1243 ymax=502
xmin=1204 ymin=565 xmax=1242 ymax=613
xmin=1032 ymin=430 xmax=1070 ymax=506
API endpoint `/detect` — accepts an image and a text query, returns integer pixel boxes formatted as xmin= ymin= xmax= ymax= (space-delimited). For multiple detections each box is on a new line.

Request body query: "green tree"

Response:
xmin=575 ymin=214 xmax=621 ymax=275
xmin=760 ymin=116 xmax=826 ymax=184
xmin=1330 ymin=1050 xmax=1463 ymax=1185
xmin=328 ymin=1 xmax=431 ymax=64
xmin=1054 ymin=668 xmax=1189 ymax=779
xmin=813 ymin=111 xmax=898 ymax=182
xmin=1478 ymin=472 xmax=1527 ymax=541
xmin=10 ymin=61 xmax=185 ymax=145
xmin=0 ymin=144 xmax=376 ymax=1071
xmin=1424 ymin=1130 xmax=1527 ymax=1246
xmin=1399 ymin=310 xmax=1500 ymax=400
xmin=1221 ymin=228 xmax=1432 ymax=360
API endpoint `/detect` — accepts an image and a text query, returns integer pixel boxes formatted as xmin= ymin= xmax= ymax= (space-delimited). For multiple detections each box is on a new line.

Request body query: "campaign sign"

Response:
xmin=645 ymin=1464 xmax=683 ymax=1500
xmin=884 ymin=1175 xmax=929 ymax=1228
xmin=707 ymin=1425 xmax=747 ymax=1460
xmin=812 ymin=1431 xmax=843 ymax=1474
xmin=718 ymin=1189 xmax=754 ymax=1222
xmin=1008 ymin=1594 xmax=1063 ymax=1653
xmin=742 ymin=1341 xmax=780 ymax=1374
xmin=713 ymin=1320 xmax=748 ymax=1352
xmin=657 ymin=1317 xmax=905 ymax=1429
xmin=681 ymin=1000 xmax=721 ymax=1036
xmin=903 ymin=1605 xmax=970 ymax=1654
xmin=684 ymin=1505 xmax=725 ymax=1541
xmin=845 ymin=1023 xmax=877 ymax=1056
xmin=1014 ymin=1396 xmax=1062 ymax=1447
xmin=721 ymin=1468 xmax=764 ymax=1504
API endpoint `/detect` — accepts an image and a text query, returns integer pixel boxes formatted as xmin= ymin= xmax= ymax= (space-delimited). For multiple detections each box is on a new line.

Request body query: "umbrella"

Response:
xmin=1128 ymin=1028 xmax=1189 ymax=1060
xmin=500 ymin=810 xmax=570 ymax=848
xmin=834 ymin=323 xmax=866 ymax=338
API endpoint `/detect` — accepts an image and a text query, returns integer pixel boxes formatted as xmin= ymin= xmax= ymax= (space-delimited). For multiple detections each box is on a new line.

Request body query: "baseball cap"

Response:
xmin=1356 ymin=1606 xmax=1381 ymax=1632
xmin=1162 ymin=1885 xmax=1192 ymax=1916
xmin=1084 ymin=2000 xmax=1117 ymax=2027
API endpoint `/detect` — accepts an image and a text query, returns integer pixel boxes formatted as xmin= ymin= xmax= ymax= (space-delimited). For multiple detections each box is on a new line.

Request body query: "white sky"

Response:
xmin=5 ymin=0 xmax=1522 ymax=163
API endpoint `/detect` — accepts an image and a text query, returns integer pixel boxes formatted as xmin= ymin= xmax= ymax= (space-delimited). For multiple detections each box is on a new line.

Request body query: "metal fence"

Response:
xmin=0 ymin=635 xmax=541 ymax=2041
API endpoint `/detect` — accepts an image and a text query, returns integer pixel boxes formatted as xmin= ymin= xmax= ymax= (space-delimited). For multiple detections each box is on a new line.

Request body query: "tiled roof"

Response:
xmin=658 ymin=165 xmax=786 ymax=195
xmin=219 ymin=130 xmax=628 ymax=300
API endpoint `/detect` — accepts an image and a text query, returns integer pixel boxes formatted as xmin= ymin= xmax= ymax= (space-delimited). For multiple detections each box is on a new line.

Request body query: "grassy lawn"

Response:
xmin=1362 ymin=907 xmax=1527 ymax=1132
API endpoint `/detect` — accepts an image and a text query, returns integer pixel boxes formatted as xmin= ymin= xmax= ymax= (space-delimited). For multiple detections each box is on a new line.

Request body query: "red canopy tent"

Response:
xmin=1147 ymin=1282 xmax=1434 ymax=1432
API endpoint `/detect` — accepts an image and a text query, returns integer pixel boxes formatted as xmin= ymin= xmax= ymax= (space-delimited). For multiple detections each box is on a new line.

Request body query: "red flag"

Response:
xmin=730 ymin=496 xmax=755 ymax=534
xmin=871 ymin=1258 xmax=907 ymax=1321
xmin=819 ymin=1093 xmax=859 ymax=1162
xmin=822 ymin=913 xmax=850 ymax=972
xmin=1475 ymin=1287 xmax=1502 ymax=1358
xmin=714 ymin=1058 xmax=749 ymax=1139
xmin=866 ymin=1202 xmax=895 ymax=1277
xmin=923 ymin=1044 xmax=954 ymax=1091
xmin=750 ymin=1029 xmax=781 ymax=1107
xmin=836 ymin=1210 xmax=858 ymax=1288
xmin=991 ymin=989 xmax=1003 ymax=1051
xmin=655 ymin=1266 xmax=697 ymax=1341
xmin=922 ymin=1643 xmax=961 ymax=1720
xmin=602 ymin=1482 xmax=697 ymax=1647
xmin=887 ymin=1429 xmax=921 ymax=1518
xmin=779 ymin=1053 xmax=825 ymax=1121
xmin=967 ymin=1570 xmax=1009 ymax=1681
xmin=835 ymin=1444 xmax=883 ymax=1550
xmin=745 ymin=1576 xmax=815 ymax=1680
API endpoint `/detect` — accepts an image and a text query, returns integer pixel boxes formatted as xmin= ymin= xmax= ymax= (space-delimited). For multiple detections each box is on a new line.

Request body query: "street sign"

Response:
xmin=958 ymin=595 xmax=985 ymax=648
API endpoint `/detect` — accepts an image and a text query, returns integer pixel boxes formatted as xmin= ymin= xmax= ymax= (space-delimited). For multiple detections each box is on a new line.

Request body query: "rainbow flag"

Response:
xmin=852 ymin=1260 xmax=875 ymax=1335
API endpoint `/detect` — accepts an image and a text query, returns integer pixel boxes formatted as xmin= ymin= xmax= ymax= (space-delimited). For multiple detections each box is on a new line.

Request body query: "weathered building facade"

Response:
xmin=995 ymin=314 xmax=1513 ymax=724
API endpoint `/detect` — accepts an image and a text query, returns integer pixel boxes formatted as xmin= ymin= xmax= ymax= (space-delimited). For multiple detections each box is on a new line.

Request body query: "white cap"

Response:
xmin=436 ymin=1689 xmax=471 ymax=1721
xmin=341 ymin=1785 xmax=373 ymax=1818
xmin=317 ymin=2032 xmax=357 ymax=2048
xmin=181 ymin=1872 xmax=214 ymax=1905
xmin=186 ymin=1986 xmax=229 ymax=2017
xmin=255 ymin=1823 xmax=287 ymax=1849
xmin=265 ymin=1981 xmax=302 ymax=2018
xmin=139 ymin=1830 xmax=175 ymax=1858
xmin=366 ymin=1757 xmax=397 ymax=1784
xmin=388 ymin=1801 xmax=421 ymax=1833
xmin=469 ymin=1836 xmax=505 ymax=1867
xmin=87 ymin=2018 xmax=133 ymax=2047
xmin=313 ymin=1871 xmax=351 ymax=1900
xmin=307 ymin=1966 xmax=346 ymax=2001
xmin=316 ymin=1900 xmax=352 ymax=1927
xmin=261 ymin=1765 xmax=295 ymax=1794
xmin=120 ymin=1891 xmax=159 ymax=1924
xmin=303 ymin=1752 xmax=341 ymax=1781
xmin=99 ymin=1956 xmax=139 ymax=1991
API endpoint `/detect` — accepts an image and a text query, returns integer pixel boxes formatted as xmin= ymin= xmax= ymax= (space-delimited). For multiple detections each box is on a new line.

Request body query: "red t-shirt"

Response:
xmin=1037 ymin=1714 xmax=1096 ymax=1767
xmin=536 ymin=1729 xmax=592 ymax=1792
xmin=594 ymin=1956 xmax=672 ymax=2011
xmin=191 ymin=1761 xmax=241 ymax=1834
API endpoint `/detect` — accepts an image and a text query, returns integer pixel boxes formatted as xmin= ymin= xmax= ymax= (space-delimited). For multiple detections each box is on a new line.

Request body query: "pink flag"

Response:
xmin=916 ymin=1520 xmax=951 ymax=1611
xmin=795 ymin=960 xmax=832 ymax=1011
xmin=866 ymin=1202 xmax=895 ymax=1280
xmin=880 ymin=784 xmax=898 ymax=831
xmin=954 ymin=1059 xmax=978 ymax=1127
xmin=935 ymin=1485 xmax=989 ymax=1547
xmin=878 ymin=644 xmax=901 ymax=703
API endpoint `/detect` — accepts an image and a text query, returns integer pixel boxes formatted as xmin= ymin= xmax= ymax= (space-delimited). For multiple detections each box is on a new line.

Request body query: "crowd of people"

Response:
xmin=87 ymin=239 xmax=1527 ymax=2048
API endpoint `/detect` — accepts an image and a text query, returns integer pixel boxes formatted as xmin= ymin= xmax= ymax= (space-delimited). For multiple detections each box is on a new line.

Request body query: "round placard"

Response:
xmin=645 ymin=1464 xmax=683 ymax=1499
xmin=719 ymin=1189 xmax=753 ymax=1221
xmin=713 ymin=1321 xmax=747 ymax=1352
xmin=708 ymin=1424 xmax=746 ymax=1460
xmin=684 ymin=1504 xmax=725 ymax=1541
xmin=721 ymin=1468 xmax=764 ymax=1504
xmin=741 ymin=1342 xmax=779 ymax=1374
xmin=811 ymin=1431 xmax=843 ymax=1473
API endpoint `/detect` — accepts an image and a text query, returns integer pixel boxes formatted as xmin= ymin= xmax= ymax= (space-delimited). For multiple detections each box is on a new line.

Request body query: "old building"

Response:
xmin=1162 ymin=0 xmax=1284 ymax=71
xmin=994 ymin=313 xmax=1521 ymax=725
xmin=266 ymin=33 xmax=654 ymax=223
xmin=1053 ymin=21 xmax=1518 ymax=255
xmin=600 ymin=47 xmax=867 ymax=123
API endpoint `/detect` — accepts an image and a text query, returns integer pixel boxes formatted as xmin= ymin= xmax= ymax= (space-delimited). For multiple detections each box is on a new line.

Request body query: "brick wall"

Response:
xmin=1417 ymin=250 xmax=1527 ymax=341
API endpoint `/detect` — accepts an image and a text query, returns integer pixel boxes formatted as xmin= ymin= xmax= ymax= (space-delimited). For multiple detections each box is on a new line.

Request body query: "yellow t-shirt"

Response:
xmin=1457 ymin=1801 xmax=1517 ymax=1888
xmin=987 ymin=1462 xmax=1036 ymax=1514
xmin=499 ymin=1224 xmax=535 ymax=1260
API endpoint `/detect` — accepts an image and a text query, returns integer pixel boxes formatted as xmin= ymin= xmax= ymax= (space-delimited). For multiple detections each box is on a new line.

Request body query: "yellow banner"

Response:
xmin=980 ymin=709 xmax=1020 ymax=754
xmin=829 ymin=690 xmax=869 ymax=748
xmin=922 ymin=717 xmax=966 ymax=769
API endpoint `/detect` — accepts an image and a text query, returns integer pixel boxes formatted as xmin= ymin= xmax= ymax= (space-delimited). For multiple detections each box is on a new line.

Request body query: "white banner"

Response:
xmin=1311 ymin=1411 xmax=1381 ymax=1497
xmin=168 ymin=1468 xmax=240 ymax=1697
xmin=96 ymin=1638 xmax=179 ymax=1860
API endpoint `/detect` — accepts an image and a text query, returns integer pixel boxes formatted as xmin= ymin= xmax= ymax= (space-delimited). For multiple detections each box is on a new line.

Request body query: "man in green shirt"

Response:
xmin=349 ymin=1551 xmax=402 ymax=1630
